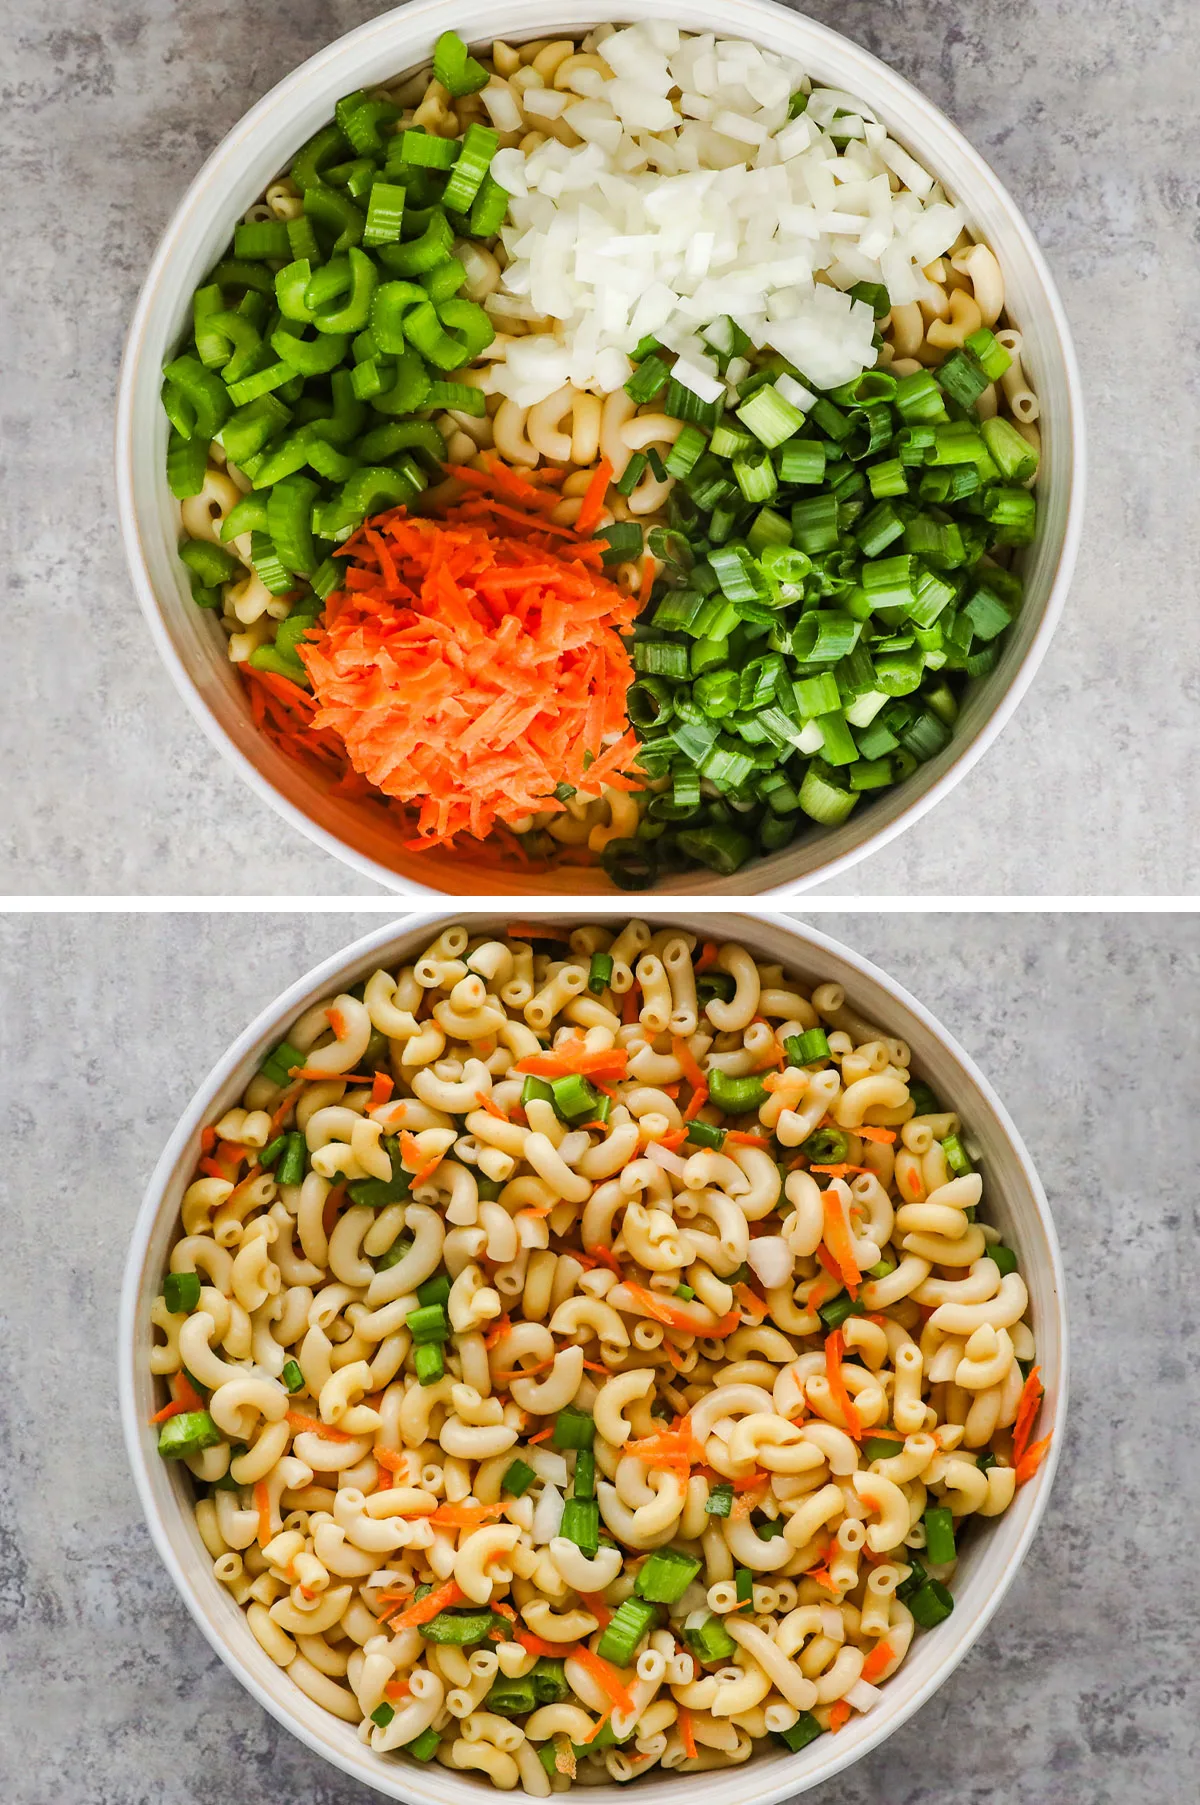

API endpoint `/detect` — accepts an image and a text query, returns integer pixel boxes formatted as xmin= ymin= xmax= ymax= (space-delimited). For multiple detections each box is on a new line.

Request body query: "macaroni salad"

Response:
xmin=148 ymin=921 xmax=1051 ymax=1786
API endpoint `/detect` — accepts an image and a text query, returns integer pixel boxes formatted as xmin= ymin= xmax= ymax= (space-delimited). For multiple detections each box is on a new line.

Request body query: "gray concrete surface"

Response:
xmin=0 ymin=910 xmax=1195 ymax=1802
xmin=0 ymin=0 xmax=1196 ymax=895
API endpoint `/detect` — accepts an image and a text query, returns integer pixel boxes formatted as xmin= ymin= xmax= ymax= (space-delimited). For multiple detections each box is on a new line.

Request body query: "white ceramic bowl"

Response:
xmin=117 ymin=0 xmax=1084 ymax=896
xmin=120 ymin=909 xmax=1066 ymax=1802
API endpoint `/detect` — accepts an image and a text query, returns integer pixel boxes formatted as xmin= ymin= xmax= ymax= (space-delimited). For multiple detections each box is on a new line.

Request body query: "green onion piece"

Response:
xmin=597 ymin=1596 xmax=659 ymax=1665
xmin=616 ymin=450 xmax=648 ymax=496
xmin=685 ymin=1119 xmax=725 ymax=1151
xmin=487 ymin=1674 xmax=538 ymax=1716
xmin=923 ymin=1505 xmax=957 ymax=1565
xmin=867 ymin=1258 xmax=894 ymax=1279
xmin=521 ymin=1074 xmax=556 ymax=1110
xmin=941 ymin=1132 xmax=974 ymax=1176
xmin=414 ymin=1342 xmax=445 ymax=1386
xmin=348 ymin=1168 xmax=412 ymax=1208
xmin=737 ymin=382 xmax=805 ymax=448
xmin=894 ymin=369 xmax=949 ymax=424
xmin=776 ymin=1712 xmax=824 ymax=1752
xmin=964 ymin=326 xmax=1012 ymax=380
xmin=257 ymin=1133 xmax=288 ymax=1171
xmin=981 ymin=414 xmax=1039 ymax=482
xmin=531 ymin=1657 xmax=569 ymax=1704
xmin=371 ymin=1701 xmax=395 ymax=1728
xmin=665 ymin=424 xmax=708 ymax=479
xmin=706 ymin=1068 xmax=767 ymax=1114
xmin=560 ymin=1498 xmax=600 ymax=1556
xmin=573 ymin=1448 xmax=596 ymax=1500
xmin=778 ymin=438 xmax=827 ymax=485
xmin=433 ymin=29 xmax=491 ymax=96
xmin=277 ymin=1132 xmax=306 ymax=1188
xmin=785 ymin=1028 xmax=830 ymax=1066
xmin=732 ymin=445 xmax=778 ymax=503
xmin=936 ymin=346 xmax=990 ymax=408
xmin=862 ymin=1435 xmax=904 ymax=1462
xmin=682 ymin=1611 xmax=737 ymax=1664
xmin=705 ymin=1483 xmax=733 ymax=1518
xmin=407 ymin=1303 xmax=450 ymax=1345
xmin=281 ymin=1359 xmax=305 ymax=1394
xmin=420 ymin=1606 xmax=501 ymax=1644
xmin=636 ymin=1546 xmax=703 ymax=1603
xmin=417 ymin=1272 xmax=452 ymax=1309
xmin=157 ymin=1410 xmax=222 ymax=1460
xmin=790 ymin=493 xmax=840 ymax=554
xmin=908 ymin=1577 xmax=955 ymax=1628
xmin=625 ymin=354 xmax=671 ymax=404
xmin=819 ymin=1293 xmax=866 ymax=1330
xmin=551 ymin=1073 xmax=603 ymax=1122
xmin=895 ymin=1557 xmax=928 ymax=1602
xmin=405 ymin=1726 xmax=442 ymax=1761
xmin=502 ymin=1458 xmax=537 ymax=1497
xmin=260 ymin=1038 xmax=304 ymax=1086
xmin=552 ymin=1407 xmax=595 ymax=1450
xmin=756 ymin=1517 xmax=786 ymax=1540
xmin=595 ymin=521 xmax=644 ymax=564
xmin=588 ymin=952 xmax=614 ymax=995
xmin=735 ymin=1566 xmax=753 ymax=1605
xmin=162 ymin=1271 xmax=201 ymax=1315
xmin=991 ymin=1244 xmax=1018 ymax=1277
xmin=674 ymin=1282 xmax=696 ymax=1300
xmin=801 ymin=1127 xmax=850 ymax=1162
xmin=798 ymin=761 xmax=859 ymax=826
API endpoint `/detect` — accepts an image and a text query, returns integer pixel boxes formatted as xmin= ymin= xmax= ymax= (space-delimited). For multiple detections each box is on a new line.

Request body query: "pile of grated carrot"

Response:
xmin=261 ymin=458 xmax=645 ymax=851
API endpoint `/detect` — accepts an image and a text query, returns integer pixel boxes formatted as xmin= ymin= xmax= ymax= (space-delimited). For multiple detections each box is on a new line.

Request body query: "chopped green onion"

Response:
xmin=405 ymin=1726 xmax=442 ymax=1760
xmin=281 ymin=1359 xmax=305 ymax=1394
xmin=705 ymin=1483 xmax=733 ymax=1518
xmin=414 ymin=1342 xmax=445 ymax=1386
xmin=560 ymin=1498 xmax=600 ymax=1556
xmin=785 ymin=1028 xmax=830 ymax=1066
xmin=923 ymin=1505 xmax=957 ymax=1565
xmin=737 ymin=383 xmax=805 ymax=448
xmin=685 ymin=1119 xmax=725 ymax=1150
xmin=407 ymin=1303 xmax=450 ymax=1345
xmin=417 ymin=1272 xmax=452 ymax=1309
xmin=502 ymin=1458 xmax=537 ymax=1496
xmin=157 ymin=1410 xmax=222 ymax=1460
xmin=573 ymin=1448 xmax=596 ymax=1500
xmin=277 ymin=1132 xmax=306 ymax=1188
xmin=941 ymin=1132 xmax=974 ymax=1176
xmin=162 ymin=1271 xmax=201 ymax=1315
xmin=588 ymin=952 xmax=614 ymax=995
xmin=596 ymin=1596 xmax=658 ymax=1665
xmin=636 ymin=1547 xmax=703 ymax=1603
xmin=706 ymin=1068 xmax=767 ymax=1114
xmin=908 ymin=1577 xmax=955 ymax=1628
xmin=682 ymin=1611 xmax=737 ymax=1664
xmin=625 ymin=354 xmax=670 ymax=404
xmin=552 ymin=1407 xmax=595 ymax=1450
xmin=776 ymin=1712 xmax=824 ymax=1752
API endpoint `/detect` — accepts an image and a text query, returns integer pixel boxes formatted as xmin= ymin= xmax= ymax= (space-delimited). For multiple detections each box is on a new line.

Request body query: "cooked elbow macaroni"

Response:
xmin=148 ymin=921 xmax=1047 ymax=1786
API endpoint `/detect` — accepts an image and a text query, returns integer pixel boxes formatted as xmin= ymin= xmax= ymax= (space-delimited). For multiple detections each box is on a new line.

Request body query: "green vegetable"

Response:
xmin=636 ymin=1547 xmax=702 ymax=1604
xmin=501 ymin=1458 xmax=536 ymax=1497
xmin=552 ymin=1407 xmax=594 ymax=1450
xmin=157 ymin=1410 xmax=222 ymax=1460
xmin=597 ymin=1596 xmax=659 ymax=1665
xmin=162 ymin=1271 xmax=201 ymax=1315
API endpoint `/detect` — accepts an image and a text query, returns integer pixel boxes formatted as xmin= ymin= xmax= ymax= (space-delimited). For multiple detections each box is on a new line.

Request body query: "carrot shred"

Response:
xmin=810 ymin=1163 xmax=871 ymax=1177
xmin=253 ymin=1480 xmax=272 ymax=1548
xmin=428 ymin=1501 xmax=512 ymax=1528
xmin=527 ymin=1425 xmax=555 ymax=1443
xmin=1011 ymin=1366 xmax=1045 ymax=1467
xmin=824 ymin=1330 xmax=863 ymax=1439
xmin=292 ymin=478 xmax=642 ymax=851
xmin=476 ymin=1092 xmax=511 ymax=1122
xmin=381 ymin=1576 xmax=464 ymax=1629
xmin=370 ymin=1070 xmax=394 ymax=1106
xmin=149 ymin=1368 xmax=205 ymax=1426
xmin=505 ymin=922 xmax=570 ymax=940
xmin=285 ymin=1410 xmax=353 ymax=1443
xmin=384 ymin=1677 xmax=411 ymax=1700
xmin=577 ymin=1590 xmax=613 ymax=1629
xmin=573 ymin=1647 xmax=635 ymax=1715
xmin=854 ymin=1125 xmax=896 ymax=1144
xmin=491 ymin=1356 xmax=557 ymax=1385
xmin=583 ymin=1710 xmax=614 ymax=1745
xmin=694 ymin=941 xmax=719 ymax=975
xmin=725 ymin=1130 xmax=770 ymax=1147
xmin=1015 ymin=1432 xmax=1053 ymax=1486
xmin=821 ymin=1187 xmax=862 ymax=1296
xmin=327 ymin=1005 xmax=348 ymax=1040
xmin=148 ymin=1399 xmax=185 ymax=1426
xmin=678 ymin=1707 xmax=697 ymax=1760
xmin=515 ymin=1047 xmax=629 ymax=1081
xmin=374 ymin=1447 xmax=409 ymax=1474
xmin=658 ymin=1128 xmax=688 ymax=1152
xmin=575 ymin=458 xmax=614 ymax=536
xmin=621 ymin=984 xmax=641 ymax=1026
xmin=672 ymin=1036 xmax=707 ymax=1095
xmin=321 ymin=1181 xmax=348 ymax=1239
xmin=623 ymin=1281 xmax=739 ymax=1338
xmin=828 ymin=1699 xmax=852 ymax=1733
xmin=860 ymin=1639 xmax=894 ymax=1683
xmin=516 ymin=1628 xmax=580 ymax=1658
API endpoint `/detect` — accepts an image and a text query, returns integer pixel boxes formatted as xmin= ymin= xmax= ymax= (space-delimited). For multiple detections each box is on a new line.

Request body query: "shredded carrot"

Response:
xmin=1011 ymin=1366 xmax=1045 ymax=1467
xmin=678 ymin=1707 xmax=697 ymax=1761
xmin=491 ymin=1356 xmax=557 ymax=1385
xmin=321 ymin=1182 xmax=348 ymax=1239
xmin=854 ymin=1125 xmax=896 ymax=1144
xmin=824 ymin=1330 xmax=863 ymax=1439
xmin=725 ymin=1130 xmax=770 ymax=1148
xmin=483 ymin=1314 xmax=513 ymax=1352
xmin=810 ymin=1163 xmax=871 ymax=1177
xmin=384 ymin=1677 xmax=411 ymax=1700
xmin=373 ymin=1447 xmax=408 ymax=1475
xmin=583 ymin=1710 xmax=614 ymax=1746
xmin=694 ymin=941 xmax=720 ymax=975
xmin=621 ymin=984 xmax=641 ymax=1026
xmin=374 ymin=1466 xmax=394 ymax=1492
xmin=1015 ymin=1431 xmax=1053 ymax=1486
xmin=682 ymin=1086 xmax=709 ymax=1123
xmin=253 ymin=1480 xmax=272 ymax=1547
xmin=149 ymin=1369 xmax=206 ymax=1425
xmin=476 ymin=1092 xmax=510 ymax=1122
xmin=821 ymin=1188 xmax=862 ymax=1296
xmin=573 ymin=1648 xmax=635 ymax=1715
xmin=828 ymin=1699 xmax=852 ymax=1733
xmin=672 ymin=1037 xmax=707 ymax=1096
xmin=806 ymin=1562 xmax=838 ymax=1594
xmin=287 ymin=1067 xmax=376 ymax=1083
xmin=658 ymin=1128 xmax=688 ymax=1152
xmin=200 ymin=1125 xmax=218 ymax=1154
xmin=296 ymin=475 xmax=643 ymax=851
xmin=370 ymin=1070 xmax=394 ymax=1106
xmin=733 ymin=1282 xmax=767 ymax=1322
xmin=285 ymin=1410 xmax=353 ymax=1443
xmin=515 ymin=1047 xmax=629 ymax=1081
xmin=637 ymin=556 xmax=656 ymax=607
xmin=382 ymin=1576 xmax=465 ymax=1629
xmin=527 ymin=1425 xmax=555 ymax=1443
xmin=585 ymin=1243 xmax=624 ymax=1278
xmin=148 ymin=1399 xmax=185 ymax=1426
xmin=327 ymin=1005 xmax=348 ymax=1040
xmin=516 ymin=1628 xmax=581 ymax=1659
xmin=582 ymin=1359 xmax=610 ymax=1375
xmin=860 ymin=1639 xmax=894 ymax=1683
xmin=623 ymin=1281 xmax=739 ymax=1338
xmin=505 ymin=923 xmax=570 ymax=940
xmin=578 ymin=1590 xmax=613 ymax=1629
xmin=492 ymin=1600 xmax=518 ymax=1623
xmin=575 ymin=457 xmax=614 ymax=536
xmin=428 ymin=1501 xmax=512 ymax=1528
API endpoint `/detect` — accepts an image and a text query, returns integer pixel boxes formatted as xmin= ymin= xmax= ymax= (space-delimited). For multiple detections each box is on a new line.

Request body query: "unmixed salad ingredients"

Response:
xmin=164 ymin=25 xmax=1042 ymax=884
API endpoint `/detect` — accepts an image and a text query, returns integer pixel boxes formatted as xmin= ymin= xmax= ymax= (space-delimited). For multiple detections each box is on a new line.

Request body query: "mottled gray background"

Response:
xmin=1 ymin=910 xmax=1195 ymax=1802
xmin=1 ymin=0 xmax=1196 ymax=894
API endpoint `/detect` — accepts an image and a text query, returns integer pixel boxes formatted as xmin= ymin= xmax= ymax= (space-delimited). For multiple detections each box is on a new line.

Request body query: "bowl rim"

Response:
xmin=119 ymin=907 xmax=1069 ymax=1802
xmin=114 ymin=0 xmax=1086 ymax=899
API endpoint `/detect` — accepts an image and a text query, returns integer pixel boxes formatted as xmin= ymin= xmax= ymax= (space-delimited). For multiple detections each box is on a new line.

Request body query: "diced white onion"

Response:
xmin=488 ymin=24 xmax=960 ymax=405
xmin=532 ymin=1481 xmax=564 ymax=1545
xmin=648 ymin=1142 xmax=688 ymax=1179
xmin=746 ymin=1236 xmax=792 ymax=1291
xmin=845 ymin=1679 xmax=884 ymax=1713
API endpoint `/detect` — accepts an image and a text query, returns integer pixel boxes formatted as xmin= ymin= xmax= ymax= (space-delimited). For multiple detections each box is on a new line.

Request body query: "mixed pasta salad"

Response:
xmin=149 ymin=921 xmax=1052 ymax=1786
xmin=163 ymin=23 xmax=1043 ymax=887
